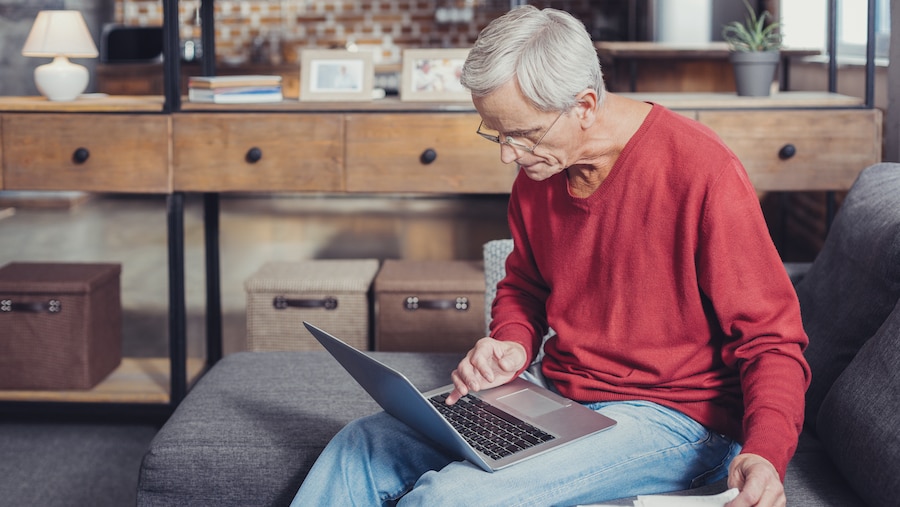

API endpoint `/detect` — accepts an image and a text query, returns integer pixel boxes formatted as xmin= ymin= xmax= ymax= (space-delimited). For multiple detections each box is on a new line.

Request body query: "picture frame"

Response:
xmin=400 ymin=48 xmax=471 ymax=102
xmin=299 ymin=49 xmax=374 ymax=102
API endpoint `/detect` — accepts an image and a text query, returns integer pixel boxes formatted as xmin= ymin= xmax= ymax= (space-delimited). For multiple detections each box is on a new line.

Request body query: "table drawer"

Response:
xmin=345 ymin=113 xmax=517 ymax=193
xmin=2 ymin=114 xmax=171 ymax=193
xmin=698 ymin=108 xmax=882 ymax=191
xmin=173 ymin=113 xmax=343 ymax=192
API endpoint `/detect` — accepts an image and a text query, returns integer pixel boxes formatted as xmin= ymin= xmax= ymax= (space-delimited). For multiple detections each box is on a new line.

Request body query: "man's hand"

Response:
xmin=725 ymin=453 xmax=785 ymax=507
xmin=445 ymin=337 xmax=527 ymax=405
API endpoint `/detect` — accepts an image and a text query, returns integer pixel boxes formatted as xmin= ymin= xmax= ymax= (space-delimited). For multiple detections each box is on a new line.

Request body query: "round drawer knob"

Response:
xmin=245 ymin=147 xmax=263 ymax=163
xmin=419 ymin=148 xmax=437 ymax=165
xmin=72 ymin=147 xmax=90 ymax=164
xmin=778 ymin=144 xmax=796 ymax=160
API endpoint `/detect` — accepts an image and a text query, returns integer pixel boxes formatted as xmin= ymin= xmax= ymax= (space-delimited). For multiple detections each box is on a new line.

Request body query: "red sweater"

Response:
xmin=491 ymin=104 xmax=811 ymax=479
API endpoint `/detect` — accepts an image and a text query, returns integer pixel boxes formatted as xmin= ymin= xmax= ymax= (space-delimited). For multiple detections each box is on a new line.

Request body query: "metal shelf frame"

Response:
xmin=165 ymin=0 xmax=880 ymax=388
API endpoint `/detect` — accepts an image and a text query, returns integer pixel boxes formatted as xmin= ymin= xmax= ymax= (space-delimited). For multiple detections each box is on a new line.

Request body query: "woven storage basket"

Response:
xmin=0 ymin=262 xmax=122 ymax=390
xmin=244 ymin=260 xmax=380 ymax=351
xmin=374 ymin=259 xmax=485 ymax=353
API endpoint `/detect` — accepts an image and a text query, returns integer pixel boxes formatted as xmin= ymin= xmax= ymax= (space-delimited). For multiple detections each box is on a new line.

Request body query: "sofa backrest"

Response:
xmin=814 ymin=295 xmax=900 ymax=506
xmin=483 ymin=239 xmax=515 ymax=335
xmin=794 ymin=162 xmax=900 ymax=434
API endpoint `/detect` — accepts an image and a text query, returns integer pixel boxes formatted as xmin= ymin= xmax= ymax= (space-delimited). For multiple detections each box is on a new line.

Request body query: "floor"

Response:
xmin=0 ymin=191 xmax=510 ymax=506
xmin=0 ymin=420 xmax=160 ymax=507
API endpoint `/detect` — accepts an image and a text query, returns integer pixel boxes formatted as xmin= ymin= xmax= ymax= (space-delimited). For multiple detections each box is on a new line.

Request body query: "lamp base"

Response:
xmin=34 ymin=56 xmax=89 ymax=102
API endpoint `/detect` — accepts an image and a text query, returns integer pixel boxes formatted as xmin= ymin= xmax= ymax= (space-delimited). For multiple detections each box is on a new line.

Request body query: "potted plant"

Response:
xmin=722 ymin=0 xmax=783 ymax=97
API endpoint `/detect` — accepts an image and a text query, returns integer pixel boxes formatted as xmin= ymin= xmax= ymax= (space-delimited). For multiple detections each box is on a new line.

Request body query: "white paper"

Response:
xmin=635 ymin=488 xmax=739 ymax=507
xmin=578 ymin=488 xmax=740 ymax=507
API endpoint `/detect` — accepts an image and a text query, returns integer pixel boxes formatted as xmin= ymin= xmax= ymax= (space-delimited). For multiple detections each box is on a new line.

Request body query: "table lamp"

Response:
xmin=22 ymin=10 xmax=99 ymax=101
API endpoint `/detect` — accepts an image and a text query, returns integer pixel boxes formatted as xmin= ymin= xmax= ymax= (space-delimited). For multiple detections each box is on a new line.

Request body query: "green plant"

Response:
xmin=722 ymin=0 xmax=782 ymax=52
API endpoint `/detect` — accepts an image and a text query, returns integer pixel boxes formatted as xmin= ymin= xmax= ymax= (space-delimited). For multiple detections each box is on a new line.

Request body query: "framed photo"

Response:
xmin=299 ymin=49 xmax=374 ymax=102
xmin=400 ymin=48 xmax=471 ymax=102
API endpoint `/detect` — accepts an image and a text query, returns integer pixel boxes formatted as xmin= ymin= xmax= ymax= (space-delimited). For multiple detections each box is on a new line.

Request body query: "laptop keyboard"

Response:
xmin=428 ymin=393 xmax=556 ymax=460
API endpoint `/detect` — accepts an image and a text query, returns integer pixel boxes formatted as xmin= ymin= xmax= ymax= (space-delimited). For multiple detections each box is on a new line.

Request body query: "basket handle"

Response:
xmin=272 ymin=296 xmax=338 ymax=310
xmin=0 ymin=299 xmax=63 ymax=313
xmin=404 ymin=296 xmax=469 ymax=311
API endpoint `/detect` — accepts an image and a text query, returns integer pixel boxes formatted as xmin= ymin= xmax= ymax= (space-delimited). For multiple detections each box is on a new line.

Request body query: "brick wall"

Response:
xmin=115 ymin=1 xmax=592 ymax=66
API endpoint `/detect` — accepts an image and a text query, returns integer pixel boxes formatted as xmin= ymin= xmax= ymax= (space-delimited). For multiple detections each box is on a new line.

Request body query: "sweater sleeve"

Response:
xmin=697 ymin=158 xmax=812 ymax=479
xmin=488 ymin=176 xmax=551 ymax=367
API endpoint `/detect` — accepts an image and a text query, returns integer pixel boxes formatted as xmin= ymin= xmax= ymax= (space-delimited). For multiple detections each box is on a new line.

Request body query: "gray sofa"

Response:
xmin=137 ymin=163 xmax=900 ymax=506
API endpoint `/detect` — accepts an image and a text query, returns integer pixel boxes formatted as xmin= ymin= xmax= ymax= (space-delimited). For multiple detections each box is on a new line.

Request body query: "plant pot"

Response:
xmin=730 ymin=50 xmax=780 ymax=97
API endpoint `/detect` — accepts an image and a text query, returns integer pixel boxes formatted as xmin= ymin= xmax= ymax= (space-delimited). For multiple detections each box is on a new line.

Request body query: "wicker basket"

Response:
xmin=244 ymin=260 xmax=380 ymax=351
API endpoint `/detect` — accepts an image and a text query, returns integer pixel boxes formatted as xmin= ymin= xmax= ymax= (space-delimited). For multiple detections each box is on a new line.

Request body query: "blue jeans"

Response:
xmin=291 ymin=372 xmax=740 ymax=506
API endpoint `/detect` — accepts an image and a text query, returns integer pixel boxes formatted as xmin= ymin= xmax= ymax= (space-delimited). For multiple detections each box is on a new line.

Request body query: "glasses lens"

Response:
xmin=476 ymin=121 xmax=538 ymax=153
xmin=477 ymin=124 xmax=501 ymax=141
xmin=506 ymin=138 xmax=534 ymax=152
xmin=478 ymin=125 xmax=533 ymax=152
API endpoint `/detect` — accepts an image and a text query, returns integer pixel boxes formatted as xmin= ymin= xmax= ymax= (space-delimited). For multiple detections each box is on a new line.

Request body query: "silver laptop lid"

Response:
xmin=303 ymin=321 xmax=616 ymax=472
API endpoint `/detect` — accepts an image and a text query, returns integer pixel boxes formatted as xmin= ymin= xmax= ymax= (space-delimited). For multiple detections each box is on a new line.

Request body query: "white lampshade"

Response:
xmin=22 ymin=11 xmax=99 ymax=101
xmin=23 ymin=11 xmax=98 ymax=58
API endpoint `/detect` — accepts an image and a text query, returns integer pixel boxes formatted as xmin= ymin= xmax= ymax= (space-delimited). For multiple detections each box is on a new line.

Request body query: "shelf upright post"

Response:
xmin=201 ymin=0 xmax=216 ymax=77
xmin=163 ymin=0 xmax=188 ymax=406
xmin=827 ymin=0 xmax=837 ymax=93
xmin=167 ymin=192 xmax=188 ymax=407
xmin=162 ymin=0 xmax=181 ymax=112
xmin=204 ymin=193 xmax=222 ymax=365
xmin=198 ymin=0 xmax=223 ymax=366
xmin=864 ymin=0 xmax=876 ymax=109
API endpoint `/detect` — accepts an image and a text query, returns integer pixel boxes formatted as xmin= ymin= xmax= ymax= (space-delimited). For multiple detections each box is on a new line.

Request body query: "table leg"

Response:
xmin=204 ymin=193 xmax=222 ymax=365
xmin=167 ymin=192 xmax=187 ymax=406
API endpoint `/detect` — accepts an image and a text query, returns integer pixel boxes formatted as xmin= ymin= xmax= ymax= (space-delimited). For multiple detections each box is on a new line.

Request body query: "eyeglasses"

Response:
xmin=476 ymin=110 xmax=566 ymax=154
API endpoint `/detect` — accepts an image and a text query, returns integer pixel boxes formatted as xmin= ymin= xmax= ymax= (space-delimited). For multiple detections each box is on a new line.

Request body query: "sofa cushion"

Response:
xmin=137 ymin=351 xmax=462 ymax=507
xmin=795 ymin=163 xmax=900 ymax=433
xmin=137 ymin=350 xmax=870 ymax=506
xmin=784 ymin=432 xmax=865 ymax=506
xmin=815 ymin=298 xmax=900 ymax=507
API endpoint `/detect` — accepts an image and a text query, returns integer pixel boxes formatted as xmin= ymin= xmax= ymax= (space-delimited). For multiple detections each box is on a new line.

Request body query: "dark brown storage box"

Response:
xmin=0 ymin=262 xmax=122 ymax=390
xmin=244 ymin=260 xmax=380 ymax=351
xmin=374 ymin=260 xmax=485 ymax=353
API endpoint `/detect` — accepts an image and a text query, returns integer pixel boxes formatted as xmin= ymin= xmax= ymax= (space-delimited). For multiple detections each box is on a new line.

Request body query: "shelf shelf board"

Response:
xmin=0 ymin=357 xmax=206 ymax=404
xmin=595 ymin=41 xmax=821 ymax=60
xmin=621 ymin=91 xmax=864 ymax=110
xmin=0 ymin=95 xmax=165 ymax=112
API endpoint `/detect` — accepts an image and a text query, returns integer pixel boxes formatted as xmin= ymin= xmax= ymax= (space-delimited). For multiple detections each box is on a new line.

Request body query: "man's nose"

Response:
xmin=499 ymin=143 xmax=520 ymax=165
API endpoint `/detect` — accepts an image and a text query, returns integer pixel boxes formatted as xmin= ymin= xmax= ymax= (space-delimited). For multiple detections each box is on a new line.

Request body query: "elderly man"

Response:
xmin=291 ymin=6 xmax=809 ymax=507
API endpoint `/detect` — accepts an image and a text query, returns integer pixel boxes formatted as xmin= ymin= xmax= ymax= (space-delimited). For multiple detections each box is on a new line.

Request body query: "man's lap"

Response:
xmin=293 ymin=399 xmax=739 ymax=506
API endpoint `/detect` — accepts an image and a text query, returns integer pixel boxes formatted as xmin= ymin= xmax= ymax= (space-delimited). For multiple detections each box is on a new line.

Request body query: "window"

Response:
xmin=839 ymin=0 xmax=890 ymax=58
xmin=781 ymin=0 xmax=890 ymax=61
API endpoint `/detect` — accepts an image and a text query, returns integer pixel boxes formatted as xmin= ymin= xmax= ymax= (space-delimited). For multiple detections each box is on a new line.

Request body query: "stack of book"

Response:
xmin=188 ymin=75 xmax=283 ymax=104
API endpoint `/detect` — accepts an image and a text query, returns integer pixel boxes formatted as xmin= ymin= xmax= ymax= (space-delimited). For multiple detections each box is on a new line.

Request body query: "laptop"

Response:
xmin=303 ymin=321 xmax=616 ymax=472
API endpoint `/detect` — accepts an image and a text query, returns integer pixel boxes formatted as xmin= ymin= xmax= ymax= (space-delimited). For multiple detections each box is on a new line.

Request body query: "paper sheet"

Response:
xmin=579 ymin=488 xmax=740 ymax=507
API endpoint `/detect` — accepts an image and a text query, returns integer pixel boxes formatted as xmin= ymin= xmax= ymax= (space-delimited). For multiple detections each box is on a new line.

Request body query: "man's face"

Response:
xmin=472 ymin=81 xmax=570 ymax=182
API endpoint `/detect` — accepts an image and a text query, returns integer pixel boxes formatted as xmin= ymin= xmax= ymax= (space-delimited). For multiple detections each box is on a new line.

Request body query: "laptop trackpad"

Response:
xmin=496 ymin=389 xmax=567 ymax=418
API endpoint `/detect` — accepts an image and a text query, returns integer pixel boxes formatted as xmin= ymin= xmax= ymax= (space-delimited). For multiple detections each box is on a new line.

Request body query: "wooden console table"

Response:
xmin=177 ymin=91 xmax=878 ymax=193
xmin=0 ymin=95 xmax=195 ymax=418
xmin=0 ymin=92 xmax=882 ymax=416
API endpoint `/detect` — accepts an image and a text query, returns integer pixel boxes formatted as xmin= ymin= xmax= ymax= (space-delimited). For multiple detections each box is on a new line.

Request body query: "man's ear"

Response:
xmin=574 ymin=88 xmax=599 ymax=128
